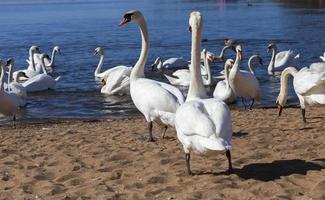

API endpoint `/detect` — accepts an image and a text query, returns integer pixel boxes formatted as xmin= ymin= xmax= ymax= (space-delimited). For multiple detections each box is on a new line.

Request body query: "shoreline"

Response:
xmin=0 ymin=107 xmax=324 ymax=199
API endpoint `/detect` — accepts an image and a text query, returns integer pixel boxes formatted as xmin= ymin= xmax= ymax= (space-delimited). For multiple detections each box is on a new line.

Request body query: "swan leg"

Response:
xmin=147 ymin=121 xmax=154 ymax=142
xmin=301 ymin=109 xmax=307 ymax=123
xmin=249 ymin=99 xmax=255 ymax=110
xmin=225 ymin=150 xmax=233 ymax=174
xmin=12 ymin=115 xmax=16 ymax=129
xmin=241 ymin=98 xmax=247 ymax=110
xmin=185 ymin=153 xmax=193 ymax=175
xmin=161 ymin=125 xmax=168 ymax=139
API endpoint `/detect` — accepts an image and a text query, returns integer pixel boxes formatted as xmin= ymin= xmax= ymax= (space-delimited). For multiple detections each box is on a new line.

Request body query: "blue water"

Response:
xmin=0 ymin=0 xmax=324 ymax=122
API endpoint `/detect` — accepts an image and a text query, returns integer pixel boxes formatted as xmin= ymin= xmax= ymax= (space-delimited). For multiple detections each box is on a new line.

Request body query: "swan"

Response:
xmin=0 ymin=60 xmax=19 ymax=121
xmin=201 ymin=45 xmax=235 ymax=63
xmin=93 ymin=47 xmax=131 ymax=83
xmin=320 ymin=52 xmax=325 ymax=62
xmin=175 ymin=11 xmax=233 ymax=175
xmin=224 ymin=39 xmax=239 ymax=47
xmin=219 ymin=54 xmax=263 ymax=76
xmin=151 ymin=57 xmax=188 ymax=71
xmin=229 ymin=45 xmax=261 ymax=109
xmin=119 ymin=10 xmax=184 ymax=141
xmin=276 ymin=65 xmax=325 ymax=123
xmin=27 ymin=46 xmax=60 ymax=72
xmin=93 ymin=47 xmax=132 ymax=95
xmin=6 ymin=58 xmax=27 ymax=106
xmin=267 ymin=43 xmax=299 ymax=75
xmin=13 ymin=46 xmax=41 ymax=81
xmin=22 ymin=54 xmax=61 ymax=92
xmin=213 ymin=59 xmax=237 ymax=104
xmin=164 ymin=49 xmax=214 ymax=86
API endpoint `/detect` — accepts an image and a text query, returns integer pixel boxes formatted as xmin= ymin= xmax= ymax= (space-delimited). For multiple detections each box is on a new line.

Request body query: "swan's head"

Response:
xmin=6 ymin=58 xmax=14 ymax=66
xmin=94 ymin=47 xmax=105 ymax=56
xmin=235 ymin=45 xmax=243 ymax=61
xmin=225 ymin=59 xmax=234 ymax=67
xmin=188 ymin=11 xmax=202 ymax=33
xmin=276 ymin=93 xmax=287 ymax=116
xmin=14 ymin=71 xmax=29 ymax=83
xmin=40 ymin=53 xmax=49 ymax=61
xmin=266 ymin=43 xmax=277 ymax=52
xmin=54 ymin=46 xmax=61 ymax=54
xmin=151 ymin=57 xmax=162 ymax=71
xmin=224 ymin=39 xmax=238 ymax=47
xmin=30 ymin=46 xmax=40 ymax=53
xmin=119 ymin=10 xmax=143 ymax=26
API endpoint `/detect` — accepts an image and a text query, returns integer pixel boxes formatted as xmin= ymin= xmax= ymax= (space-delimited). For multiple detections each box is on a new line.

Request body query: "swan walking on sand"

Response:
xmin=93 ymin=47 xmax=132 ymax=95
xmin=175 ymin=11 xmax=233 ymax=175
xmin=267 ymin=43 xmax=299 ymax=75
xmin=276 ymin=64 xmax=325 ymax=123
xmin=213 ymin=59 xmax=236 ymax=104
xmin=151 ymin=57 xmax=188 ymax=71
xmin=119 ymin=10 xmax=184 ymax=141
xmin=229 ymin=45 xmax=261 ymax=109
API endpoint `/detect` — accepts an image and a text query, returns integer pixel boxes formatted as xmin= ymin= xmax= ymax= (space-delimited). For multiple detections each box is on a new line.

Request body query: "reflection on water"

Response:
xmin=0 ymin=0 xmax=324 ymax=122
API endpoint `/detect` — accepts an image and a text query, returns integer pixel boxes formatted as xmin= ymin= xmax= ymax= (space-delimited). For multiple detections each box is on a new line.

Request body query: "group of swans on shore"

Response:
xmin=0 ymin=46 xmax=61 ymax=120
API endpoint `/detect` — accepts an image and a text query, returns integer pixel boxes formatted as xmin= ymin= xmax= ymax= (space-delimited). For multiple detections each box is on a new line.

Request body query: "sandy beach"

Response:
xmin=0 ymin=107 xmax=324 ymax=200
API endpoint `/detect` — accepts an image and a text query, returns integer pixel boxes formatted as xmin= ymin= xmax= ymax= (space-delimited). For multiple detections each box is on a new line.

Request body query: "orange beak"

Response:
xmin=119 ymin=18 xmax=130 ymax=26
xmin=278 ymin=105 xmax=283 ymax=116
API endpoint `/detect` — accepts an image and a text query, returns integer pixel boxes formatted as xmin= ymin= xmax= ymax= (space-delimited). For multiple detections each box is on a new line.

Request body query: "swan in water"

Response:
xmin=6 ymin=58 xmax=27 ymax=106
xmin=219 ymin=54 xmax=263 ymax=76
xmin=267 ymin=43 xmax=299 ymax=75
xmin=229 ymin=45 xmax=261 ymax=109
xmin=201 ymin=45 xmax=235 ymax=63
xmin=175 ymin=11 xmax=233 ymax=175
xmin=119 ymin=10 xmax=184 ymax=141
xmin=13 ymin=46 xmax=42 ymax=81
xmin=0 ymin=60 xmax=19 ymax=122
xmin=93 ymin=47 xmax=131 ymax=83
xmin=27 ymin=46 xmax=60 ymax=72
xmin=22 ymin=54 xmax=61 ymax=92
xmin=213 ymin=59 xmax=236 ymax=104
xmin=320 ymin=52 xmax=325 ymax=62
xmin=164 ymin=49 xmax=214 ymax=86
xmin=93 ymin=47 xmax=132 ymax=95
xmin=276 ymin=64 xmax=325 ymax=123
xmin=151 ymin=57 xmax=188 ymax=71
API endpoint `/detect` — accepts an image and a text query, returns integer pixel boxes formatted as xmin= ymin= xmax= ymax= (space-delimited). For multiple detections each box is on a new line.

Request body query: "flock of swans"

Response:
xmin=0 ymin=9 xmax=324 ymax=174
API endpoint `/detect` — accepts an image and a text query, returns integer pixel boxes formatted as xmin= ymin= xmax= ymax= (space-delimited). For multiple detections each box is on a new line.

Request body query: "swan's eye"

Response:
xmin=119 ymin=13 xmax=133 ymax=26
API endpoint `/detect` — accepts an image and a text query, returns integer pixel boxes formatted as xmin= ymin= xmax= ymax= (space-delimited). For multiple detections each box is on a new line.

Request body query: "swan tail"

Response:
xmin=195 ymin=136 xmax=231 ymax=152
xmin=55 ymin=76 xmax=61 ymax=82
xmin=164 ymin=74 xmax=179 ymax=85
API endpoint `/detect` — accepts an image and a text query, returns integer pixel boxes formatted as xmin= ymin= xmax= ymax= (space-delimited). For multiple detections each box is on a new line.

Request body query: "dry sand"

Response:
xmin=0 ymin=107 xmax=324 ymax=200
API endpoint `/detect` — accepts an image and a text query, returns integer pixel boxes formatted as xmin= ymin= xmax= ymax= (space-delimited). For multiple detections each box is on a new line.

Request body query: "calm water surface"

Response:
xmin=0 ymin=0 xmax=324 ymax=122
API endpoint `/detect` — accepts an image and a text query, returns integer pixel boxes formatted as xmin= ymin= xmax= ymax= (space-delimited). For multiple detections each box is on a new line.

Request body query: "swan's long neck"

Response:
xmin=218 ymin=46 xmax=229 ymax=59
xmin=130 ymin=17 xmax=149 ymax=80
xmin=30 ymin=49 xmax=36 ymax=71
xmin=203 ymin=53 xmax=211 ymax=85
xmin=187 ymin=23 xmax=207 ymax=101
xmin=248 ymin=55 xmax=257 ymax=74
xmin=0 ymin=65 xmax=5 ymax=92
xmin=268 ymin=48 xmax=276 ymax=75
xmin=279 ymin=67 xmax=297 ymax=101
xmin=41 ymin=57 xmax=48 ymax=75
xmin=8 ymin=63 xmax=14 ymax=92
xmin=231 ymin=51 xmax=241 ymax=76
xmin=49 ymin=48 xmax=57 ymax=67
xmin=95 ymin=53 xmax=105 ymax=77
xmin=224 ymin=63 xmax=231 ymax=90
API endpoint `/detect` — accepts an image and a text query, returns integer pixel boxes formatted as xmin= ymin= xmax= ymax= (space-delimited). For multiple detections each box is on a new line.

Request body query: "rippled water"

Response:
xmin=0 ymin=0 xmax=324 ymax=122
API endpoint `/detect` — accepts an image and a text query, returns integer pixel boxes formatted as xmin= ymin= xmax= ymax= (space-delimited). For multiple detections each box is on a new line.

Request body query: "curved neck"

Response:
xmin=130 ymin=18 xmax=149 ymax=80
xmin=8 ymin=62 xmax=14 ymax=88
xmin=187 ymin=24 xmax=207 ymax=101
xmin=95 ymin=53 xmax=105 ymax=76
xmin=268 ymin=48 xmax=276 ymax=75
xmin=30 ymin=50 xmax=36 ymax=71
xmin=0 ymin=66 xmax=5 ymax=92
xmin=279 ymin=67 xmax=297 ymax=99
xmin=248 ymin=55 xmax=257 ymax=74
xmin=203 ymin=53 xmax=211 ymax=85
xmin=49 ymin=48 xmax=57 ymax=67
xmin=218 ymin=46 xmax=229 ymax=59
xmin=224 ymin=63 xmax=231 ymax=90
xmin=41 ymin=57 xmax=48 ymax=75
xmin=231 ymin=51 xmax=241 ymax=76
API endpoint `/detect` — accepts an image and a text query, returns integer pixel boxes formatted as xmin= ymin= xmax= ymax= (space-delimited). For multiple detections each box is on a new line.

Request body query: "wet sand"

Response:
xmin=0 ymin=107 xmax=324 ymax=200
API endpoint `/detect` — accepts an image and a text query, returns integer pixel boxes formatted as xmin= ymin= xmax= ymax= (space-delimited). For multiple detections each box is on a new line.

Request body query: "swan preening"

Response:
xmin=93 ymin=47 xmax=132 ymax=95
xmin=276 ymin=64 xmax=325 ymax=122
xmin=267 ymin=43 xmax=299 ymax=75
xmin=175 ymin=11 xmax=233 ymax=175
xmin=119 ymin=10 xmax=184 ymax=141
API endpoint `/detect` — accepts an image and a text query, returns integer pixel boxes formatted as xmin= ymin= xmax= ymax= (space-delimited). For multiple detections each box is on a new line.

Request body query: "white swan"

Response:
xmin=22 ymin=54 xmax=61 ymax=92
xmin=6 ymin=58 xmax=27 ymax=106
xmin=229 ymin=45 xmax=261 ymax=109
xmin=119 ymin=10 xmax=184 ymax=141
xmin=164 ymin=49 xmax=214 ymax=86
xmin=247 ymin=55 xmax=263 ymax=75
xmin=93 ymin=47 xmax=131 ymax=83
xmin=151 ymin=57 xmax=188 ymax=71
xmin=267 ymin=43 xmax=299 ymax=75
xmin=175 ymin=11 xmax=233 ymax=175
xmin=27 ymin=46 xmax=60 ymax=72
xmin=13 ymin=46 xmax=41 ymax=81
xmin=213 ymin=59 xmax=236 ymax=104
xmin=320 ymin=52 xmax=325 ymax=62
xmin=0 ymin=60 xmax=19 ymax=121
xmin=201 ymin=45 xmax=234 ymax=63
xmin=276 ymin=65 xmax=325 ymax=123
xmin=93 ymin=47 xmax=132 ymax=95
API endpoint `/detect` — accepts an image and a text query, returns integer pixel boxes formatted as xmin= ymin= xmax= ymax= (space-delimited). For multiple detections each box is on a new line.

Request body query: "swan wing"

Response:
xmin=294 ymin=67 xmax=325 ymax=95
xmin=163 ymin=57 xmax=188 ymax=69
xmin=156 ymin=81 xmax=185 ymax=104
xmin=275 ymin=50 xmax=293 ymax=68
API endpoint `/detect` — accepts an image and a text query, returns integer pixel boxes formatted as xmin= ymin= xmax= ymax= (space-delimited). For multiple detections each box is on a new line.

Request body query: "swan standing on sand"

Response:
xmin=229 ymin=45 xmax=261 ymax=109
xmin=27 ymin=46 xmax=60 ymax=72
xmin=213 ymin=59 xmax=236 ymax=104
xmin=267 ymin=43 xmax=299 ymax=75
xmin=93 ymin=47 xmax=132 ymax=95
xmin=119 ymin=10 xmax=184 ymax=141
xmin=22 ymin=54 xmax=61 ymax=92
xmin=151 ymin=57 xmax=188 ymax=71
xmin=175 ymin=11 xmax=233 ymax=175
xmin=276 ymin=65 xmax=325 ymax=123
xmin=13 ymin=46 xmax=41 ymax=80
xmin=0 ymin=60 xmax=19 ymax=121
